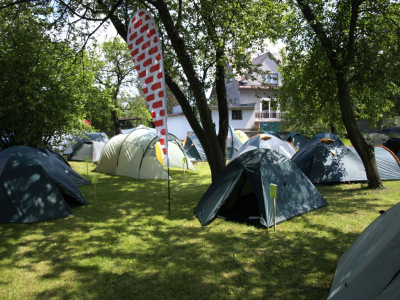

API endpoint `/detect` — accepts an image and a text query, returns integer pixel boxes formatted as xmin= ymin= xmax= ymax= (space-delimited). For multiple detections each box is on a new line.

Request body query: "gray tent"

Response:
xmin=347 ymin=146 xmax=400 ymax=181
xmin=62 ymin=131 xmax=109 ymax=155
xmin=230 ymin=133 xmax=296 ymax=161
xmin=68 ymin=140 xmax=106 ymax=163
xmin=0 ymin=146 xmax=87 ymax=223
xmin=328 ymin=202 xmax=400 ymax=300
xmin=194 ymin=148 xmax=327 ymax=228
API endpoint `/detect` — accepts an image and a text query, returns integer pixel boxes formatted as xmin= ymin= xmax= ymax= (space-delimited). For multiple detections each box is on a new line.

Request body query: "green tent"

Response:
xmin=328 ymin=202 xmax=400 ymax=300
xmin=194 ymin=148 xmax=327 ymax=228
xmin=0 ymin=146 xmax=87 ymax=223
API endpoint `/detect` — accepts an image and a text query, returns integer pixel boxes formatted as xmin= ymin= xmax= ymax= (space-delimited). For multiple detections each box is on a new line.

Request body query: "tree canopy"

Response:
xmin=0 ymin=9 xmax=91 ymax=149
xmin=278 ymin=0 xmax=400 ymax=188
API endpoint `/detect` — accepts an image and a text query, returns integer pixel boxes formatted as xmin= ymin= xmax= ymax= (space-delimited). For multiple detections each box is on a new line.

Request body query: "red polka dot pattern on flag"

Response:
xmin=127 ymin=9 xmax=169 ymax=165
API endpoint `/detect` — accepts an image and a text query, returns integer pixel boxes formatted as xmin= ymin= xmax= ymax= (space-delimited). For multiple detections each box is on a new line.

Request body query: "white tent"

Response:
xmin=96 ymin=126 xmax=197 ymax=180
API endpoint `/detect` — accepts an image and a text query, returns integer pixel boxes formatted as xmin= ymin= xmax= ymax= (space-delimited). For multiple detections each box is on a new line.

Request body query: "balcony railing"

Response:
xmin=255 ymin=110 xmax=284 ymax=120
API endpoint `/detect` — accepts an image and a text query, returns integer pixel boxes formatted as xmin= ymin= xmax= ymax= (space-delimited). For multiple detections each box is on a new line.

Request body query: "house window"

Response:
xmin=232 ymin=110 xmax=242 ymax=120
xmin=263 ymin=73 xmax=278 ymax=84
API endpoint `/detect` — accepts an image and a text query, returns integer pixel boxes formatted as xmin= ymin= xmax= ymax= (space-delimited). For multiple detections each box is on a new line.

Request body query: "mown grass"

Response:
xmin=1 ymin=161 xmax=400 ymax=300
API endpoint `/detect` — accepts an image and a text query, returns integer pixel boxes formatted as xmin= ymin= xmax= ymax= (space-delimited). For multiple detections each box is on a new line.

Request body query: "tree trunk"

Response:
xmin=152 ymin=0 xmax=227 ymax=180
xmin=111 ymin=108 xmax=122 ymax=135
xmin=330 ymin=124 xmax=337 ymax=135
xmin=215 ymin=49 xmax=228 ymax=165
xmin=336 ymin=74 xmax=382 ymax=188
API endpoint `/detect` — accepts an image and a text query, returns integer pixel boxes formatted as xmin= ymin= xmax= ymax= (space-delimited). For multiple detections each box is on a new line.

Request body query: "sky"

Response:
xmin=95 ymin=21 xmax=285 ymax=53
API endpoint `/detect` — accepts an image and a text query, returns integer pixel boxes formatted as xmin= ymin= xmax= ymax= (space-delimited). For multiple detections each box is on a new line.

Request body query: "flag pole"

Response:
xmin=168 ymin=167 xmax=171 ymax=216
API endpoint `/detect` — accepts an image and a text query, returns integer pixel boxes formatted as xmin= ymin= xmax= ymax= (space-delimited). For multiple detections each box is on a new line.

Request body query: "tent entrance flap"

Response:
xmin=218 ymin=173 xmax=261 ymax=224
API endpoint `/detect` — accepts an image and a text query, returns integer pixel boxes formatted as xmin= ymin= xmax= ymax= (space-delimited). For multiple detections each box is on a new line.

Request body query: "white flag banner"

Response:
xmin=127 ymin=9 xmax=169 ymax=167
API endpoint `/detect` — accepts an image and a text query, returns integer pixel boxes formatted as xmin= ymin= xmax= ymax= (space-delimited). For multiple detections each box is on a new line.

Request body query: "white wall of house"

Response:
xmin=211 ymin=107 xmax=255 ymax=131
xmin=167 ymin=114 xmax=193 ymax=140
xmin=168 ymin=106 xmax=256 ymax=139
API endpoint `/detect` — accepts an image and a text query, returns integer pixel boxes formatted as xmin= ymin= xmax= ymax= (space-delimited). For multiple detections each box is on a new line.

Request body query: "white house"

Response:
xmin=167 ymin=51 xmax=283 ymax=140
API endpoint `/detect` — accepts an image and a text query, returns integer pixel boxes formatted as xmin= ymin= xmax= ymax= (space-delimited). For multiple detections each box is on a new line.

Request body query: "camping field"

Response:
xmin=1 ymin=161 xmax=399 ymax=299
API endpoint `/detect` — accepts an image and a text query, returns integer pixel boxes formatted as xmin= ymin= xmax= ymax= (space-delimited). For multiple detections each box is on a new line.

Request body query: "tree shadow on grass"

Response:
xmin=0 ymin=215 xmax=356 ymax=300
xmin=0 ymin=173 xmax=396 ymax=300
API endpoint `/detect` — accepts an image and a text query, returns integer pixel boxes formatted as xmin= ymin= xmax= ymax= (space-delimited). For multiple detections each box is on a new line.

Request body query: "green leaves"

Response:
xmin=279 ymin=0 xmax=400 ymax=134
xmin=0 ymin=10 xmax=97 ymax=148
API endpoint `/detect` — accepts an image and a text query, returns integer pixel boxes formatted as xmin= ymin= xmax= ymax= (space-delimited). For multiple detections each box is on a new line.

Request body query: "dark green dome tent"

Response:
xmin=308 ymin=132 xmax=342 ymax=144
xmin=39 ymin=148 xmax=91 ymax=186
xmin=230 ymin=133 xmax=296 ymax=161
xmin=0 ymin=146 xmax=87 ymax=223
xmin=194 ymin=148 xmax=327 ymax=228
xmin=291 ymin=134 xmax=367 ymax=185
xmin=328 ymin=202 xmax=400 ymax=300
xmin=283 ymin=132 xmax=308 ymax=151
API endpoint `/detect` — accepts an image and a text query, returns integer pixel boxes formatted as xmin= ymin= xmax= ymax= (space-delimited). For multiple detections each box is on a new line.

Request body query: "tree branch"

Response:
xmin=346 ymin=0 xmax=363 ymax=67
xmin=296 ymin=0 xmax=339 ymax=70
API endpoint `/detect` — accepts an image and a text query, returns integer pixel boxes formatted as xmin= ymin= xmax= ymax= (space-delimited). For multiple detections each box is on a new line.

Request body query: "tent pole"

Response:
xmin=168 ymin=167 xmax=171 ymax=216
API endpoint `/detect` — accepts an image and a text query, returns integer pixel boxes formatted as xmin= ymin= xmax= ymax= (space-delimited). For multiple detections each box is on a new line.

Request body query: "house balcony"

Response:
xmin=254 ymin=110 xmax=284 ymax=122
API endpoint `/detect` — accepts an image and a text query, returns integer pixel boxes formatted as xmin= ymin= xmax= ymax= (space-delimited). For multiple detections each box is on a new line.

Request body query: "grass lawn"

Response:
xmin=1 ymin=161 xmax=400 ymax=299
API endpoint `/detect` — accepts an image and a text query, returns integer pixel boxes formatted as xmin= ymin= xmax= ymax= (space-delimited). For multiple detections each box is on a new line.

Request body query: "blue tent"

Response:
xmin=183 ymin=134 xmax=207 ymax=162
